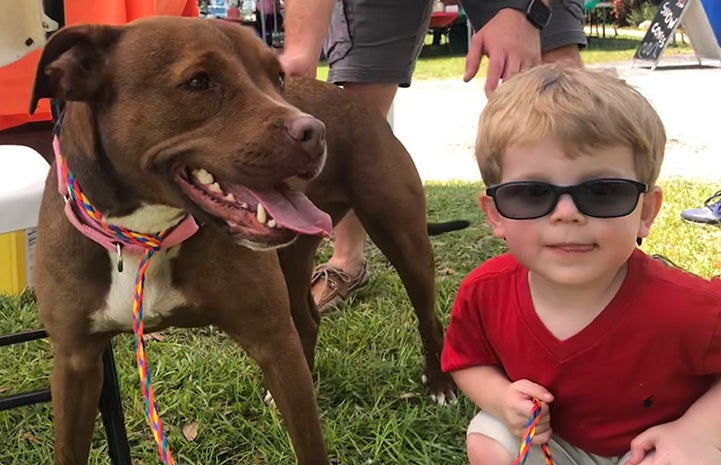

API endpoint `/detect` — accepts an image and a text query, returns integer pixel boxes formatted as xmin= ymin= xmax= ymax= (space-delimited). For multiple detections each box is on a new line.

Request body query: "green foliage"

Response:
xmin=612 ymin=0 xmax=661 ymax=26
xmin=626 ymin=2 xmax=659 ymax=27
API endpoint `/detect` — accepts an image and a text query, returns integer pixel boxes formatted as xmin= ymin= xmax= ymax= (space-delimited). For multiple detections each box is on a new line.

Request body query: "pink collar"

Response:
xmin=53 ymin=136 xmax=199 ymax=258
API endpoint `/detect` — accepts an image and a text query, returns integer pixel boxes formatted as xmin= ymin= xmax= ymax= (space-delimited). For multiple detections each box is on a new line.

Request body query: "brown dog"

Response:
xmin=30 ymin=16 xmax=455 ymax=465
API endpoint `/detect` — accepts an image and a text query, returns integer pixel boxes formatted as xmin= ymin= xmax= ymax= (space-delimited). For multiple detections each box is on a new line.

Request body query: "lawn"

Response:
xmin=1 ymin=179 xmax=720 ymax=465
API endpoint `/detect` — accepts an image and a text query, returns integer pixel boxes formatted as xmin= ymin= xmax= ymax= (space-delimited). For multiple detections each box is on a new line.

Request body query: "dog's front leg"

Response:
xmin=216 ymin=309 xmax=330 ymax=465
xmin=49 ymin=335 xmax=112 ymax=465
xmin=277 ymin=234 xmax=325 ymax=370
xmin=257 ymin=330 xmax=330 ymax=465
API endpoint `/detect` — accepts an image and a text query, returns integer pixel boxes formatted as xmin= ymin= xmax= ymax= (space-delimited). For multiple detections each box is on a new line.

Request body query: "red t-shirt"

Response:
xmin=441 ymin=249 xmax=721 ymax=457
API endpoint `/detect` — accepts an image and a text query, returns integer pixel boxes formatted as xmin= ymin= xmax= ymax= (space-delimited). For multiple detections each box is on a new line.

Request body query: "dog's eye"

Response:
xmin=185 ymin=73 xmax=211 ymax=90
xmin=278 ymin=72 xmax=285 ymax=90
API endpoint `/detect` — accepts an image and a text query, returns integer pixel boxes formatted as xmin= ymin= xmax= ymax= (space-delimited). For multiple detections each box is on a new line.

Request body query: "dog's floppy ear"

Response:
xmin=29 ymin=24 xmax=124 ymax=114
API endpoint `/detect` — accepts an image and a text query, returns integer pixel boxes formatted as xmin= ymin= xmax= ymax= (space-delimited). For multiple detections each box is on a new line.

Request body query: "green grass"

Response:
xmin=316 ymin=33 xmax=694 ymax=82
xmin=1 ymin=179 xmax=720 ymax=464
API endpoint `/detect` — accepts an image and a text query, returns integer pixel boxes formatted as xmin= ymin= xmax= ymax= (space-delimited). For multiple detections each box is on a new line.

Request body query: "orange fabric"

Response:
xmin=0 ymin=0 xmax=199 ymax=131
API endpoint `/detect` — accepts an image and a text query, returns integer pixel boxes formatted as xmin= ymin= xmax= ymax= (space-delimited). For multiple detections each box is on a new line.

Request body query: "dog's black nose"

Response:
xmin=285 ymin=115 xmax=326 ymax=159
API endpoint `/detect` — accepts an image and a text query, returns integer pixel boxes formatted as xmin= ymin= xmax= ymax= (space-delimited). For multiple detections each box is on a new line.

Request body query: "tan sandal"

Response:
xmin=310 ymin=261 xmax=370 ymax=314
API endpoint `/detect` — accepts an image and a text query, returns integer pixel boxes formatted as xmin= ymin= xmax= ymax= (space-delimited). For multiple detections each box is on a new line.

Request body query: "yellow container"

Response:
xmin=0 ymin=229 xmax=31 ymax=295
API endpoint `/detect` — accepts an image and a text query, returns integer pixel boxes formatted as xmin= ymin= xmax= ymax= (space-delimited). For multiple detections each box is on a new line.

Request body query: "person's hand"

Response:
xmin=500 ymin=379 xmax=554 ymax=444
xmin=279 ymin=47 xmax=320 ymax=79
xmin=626 ymin=420 xmax=721 ymax=465
xmin=464 ymin=8 xmax=542 ymax=98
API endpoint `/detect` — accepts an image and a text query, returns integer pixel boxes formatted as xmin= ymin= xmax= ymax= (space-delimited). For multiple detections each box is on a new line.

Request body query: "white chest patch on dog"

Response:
xmin=90 ymin=246 xmax=188 ymax=333
xmin=90 ymin=203 xmax=190 ymax=333
xmin=106 ymin=203 xmax=186 ymax=233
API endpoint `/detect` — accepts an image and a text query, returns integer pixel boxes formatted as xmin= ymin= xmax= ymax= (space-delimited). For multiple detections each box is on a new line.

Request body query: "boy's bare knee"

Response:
xmin=467 ymin=433 xmax=513 ymax=465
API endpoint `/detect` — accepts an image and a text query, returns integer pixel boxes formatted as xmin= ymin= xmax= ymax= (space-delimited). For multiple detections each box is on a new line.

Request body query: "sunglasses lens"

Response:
xmin=494 ymin=183 xmax=555 ymax=219
xmin=490 ymin=179 xmax=645 ymax=220
xmin=575 ymin=180 xmax=642 ymax=217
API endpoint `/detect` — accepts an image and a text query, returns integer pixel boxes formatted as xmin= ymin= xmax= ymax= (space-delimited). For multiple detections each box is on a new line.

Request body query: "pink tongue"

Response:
xmin=236 ymin=186 xmax=332 ymax=237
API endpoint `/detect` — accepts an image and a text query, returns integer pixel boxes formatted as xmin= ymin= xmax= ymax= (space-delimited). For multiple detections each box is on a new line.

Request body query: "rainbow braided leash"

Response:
xmin=133 ymin=244 xmax=175 ymax=465
xmin=61 ymin=158 xmax=176 ymax=464
xmin=513 ymin=398 xmax=553 ymax=465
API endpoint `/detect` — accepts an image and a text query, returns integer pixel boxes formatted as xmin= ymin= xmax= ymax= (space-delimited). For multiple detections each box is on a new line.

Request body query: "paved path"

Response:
xmin=392 ymin=57 xmax=721 ymax=183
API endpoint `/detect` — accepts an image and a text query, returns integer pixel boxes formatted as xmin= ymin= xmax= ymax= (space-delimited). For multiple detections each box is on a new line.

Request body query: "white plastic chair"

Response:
xmin=0 ymin=145 xmax=48 ymax=293
xmin=0 ymin=145 xmax=49 ymax=235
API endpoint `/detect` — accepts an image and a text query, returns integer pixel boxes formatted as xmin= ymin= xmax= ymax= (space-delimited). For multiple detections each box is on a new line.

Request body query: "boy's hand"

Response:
xmin=464 ymin=8 xmax=542 ymax=98
xmin=501 ymin=379 xmax=554 ymax=444
xmin=627 ymin=420 xmax=721 ymax=465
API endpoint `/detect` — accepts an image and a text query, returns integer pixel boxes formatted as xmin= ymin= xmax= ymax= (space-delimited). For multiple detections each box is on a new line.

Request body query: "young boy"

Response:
xmin=441 ymin=64 xmax=721 ymax=465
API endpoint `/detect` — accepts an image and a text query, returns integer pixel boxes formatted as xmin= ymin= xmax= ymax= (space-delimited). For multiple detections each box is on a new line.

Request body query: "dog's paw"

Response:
xmin=421 ymin=374 xmax=458 ymax=405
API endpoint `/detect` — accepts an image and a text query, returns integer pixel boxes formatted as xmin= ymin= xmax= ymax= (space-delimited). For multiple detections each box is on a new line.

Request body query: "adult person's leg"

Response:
xmin=310 ymin=0 xmax=434 ymax=313
xmin=538 ymin=0 xmax=586 ymax=64
xmin=312 ymin=0 xmax=587 ymax=313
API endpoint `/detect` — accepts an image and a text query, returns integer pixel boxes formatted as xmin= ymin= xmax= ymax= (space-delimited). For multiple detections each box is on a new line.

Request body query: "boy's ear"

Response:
xmin=637 ymin=185 xmax=663 ymax=240
xmin=479 ymin=193 xmax=507 ymax=239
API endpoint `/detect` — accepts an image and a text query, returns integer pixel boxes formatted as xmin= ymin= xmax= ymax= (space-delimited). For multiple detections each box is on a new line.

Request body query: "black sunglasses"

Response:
xmin=486 ymin=178 xmax=648 ymax=220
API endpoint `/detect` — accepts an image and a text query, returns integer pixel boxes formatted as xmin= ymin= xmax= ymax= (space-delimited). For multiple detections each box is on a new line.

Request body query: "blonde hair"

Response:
xmin=475 ymin=64 xmax=666 ymax=187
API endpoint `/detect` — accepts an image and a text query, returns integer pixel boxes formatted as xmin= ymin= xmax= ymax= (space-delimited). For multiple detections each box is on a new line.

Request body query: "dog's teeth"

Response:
xmin=208 ymin=182 xmax=223 ymax=193
xmin=193 ymin=168 xmax=214 ymax=185
xmin=241 ymin=202 xmax=249 ymax=209
xmin=224 ymin=193 xmax=236 ymax=202
xmin=256 ymin=203 xmax=267 ymax=224
xmin=267 ymin=219 xmax=277 ymax=228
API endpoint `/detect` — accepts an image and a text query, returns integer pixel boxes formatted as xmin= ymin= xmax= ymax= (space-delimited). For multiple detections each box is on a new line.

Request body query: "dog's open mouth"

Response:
xmin=175 ymin=167 xmax=332 ymax=247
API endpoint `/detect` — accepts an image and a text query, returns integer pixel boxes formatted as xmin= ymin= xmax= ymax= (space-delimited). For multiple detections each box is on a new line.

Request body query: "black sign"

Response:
xmin=634 ymin=0 xmax=690 ymax=62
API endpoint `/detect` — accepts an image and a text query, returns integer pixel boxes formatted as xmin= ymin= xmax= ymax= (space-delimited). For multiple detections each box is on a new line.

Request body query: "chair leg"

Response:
xmin=99 ymin=343 xmax=131 ymax=465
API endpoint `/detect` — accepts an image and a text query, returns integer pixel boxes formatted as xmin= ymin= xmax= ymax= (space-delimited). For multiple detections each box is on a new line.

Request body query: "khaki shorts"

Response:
xmin=467 ymin=411 xmax=641 ymax=465
xmin=323 ymin=0 xmax=587 ymax=87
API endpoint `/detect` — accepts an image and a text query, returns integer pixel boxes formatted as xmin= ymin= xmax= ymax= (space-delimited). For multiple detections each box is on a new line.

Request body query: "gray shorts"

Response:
xmin=323 ymin=0 xmax=587 ymax=87
xmin=463 ymin=0 xmax=587 ymax=53
xmin=323 ymin=0 xmax=434 ymax=87
xmin=467 ymin=411 xmax=647 ymax=465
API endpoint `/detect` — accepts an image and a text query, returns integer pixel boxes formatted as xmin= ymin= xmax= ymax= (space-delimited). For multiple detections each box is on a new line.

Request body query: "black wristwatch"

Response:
xmin=505 ymin=0 xmax=552 ymax=30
